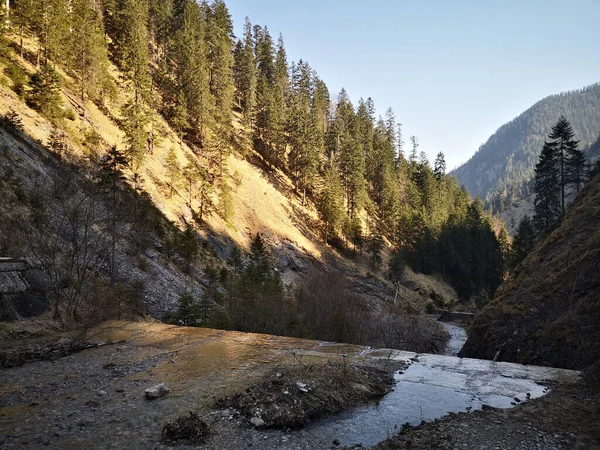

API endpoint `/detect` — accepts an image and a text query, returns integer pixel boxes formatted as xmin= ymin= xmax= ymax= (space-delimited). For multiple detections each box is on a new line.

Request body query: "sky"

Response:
xmin=225 ymin=0 xmax=600 ymax=170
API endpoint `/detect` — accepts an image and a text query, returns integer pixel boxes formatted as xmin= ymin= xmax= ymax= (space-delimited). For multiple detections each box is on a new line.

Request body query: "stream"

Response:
xmin=295 ymin=320 xmax=571 ymax=448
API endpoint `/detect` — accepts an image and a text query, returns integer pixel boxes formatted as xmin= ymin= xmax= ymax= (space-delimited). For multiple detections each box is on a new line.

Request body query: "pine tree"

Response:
xmin=228 ymin=246 xmax=244 ymax=277
xmin=533 ymin=141 xmax=561 ymax=234
xmin=171 ymin=90 xmax=191 ymax=142
xmin=111 ymin=0 xmax=151 ymax=164
xmin=318 ymin=168 xmax=345 ymax=244
xmin=511 ymin=215 xmax=536 ymax=267
xmin=172 ymin=0 xmax=213 ymax=144
xmin=434 ymin=152 xmax=446 ymax=181
xmin=233 ymin=17 xmax=257 ymax=123
xmin=112 ymin=0 xmax=151 ymax=104
xmin=548 ymin=116 xmax=580 ymax=215
xmin=246 ymin=232 xmax=271 ymax=281
xmin=69 ymin=0 xmax=113 ymax=103
xmin=99 ymin=146 xmax=129 ymax=283
xmin=182 ymin=162 xmax=200 ymax=206
xmin=195 ymin=167 xmax=214 ymax=223
xmin=204 ymin=0 xmax=234 ymax=129
xmin=366 ymin=223 xmax=384 ymax=269
xmin=271 ymin=34 xmax=289 ymax=168
xmin=26 ymin=65 xmax=63 ymax=119
xmin=148 ymin=0 xmax=173 ymax=63
xmin=12 ymin=0 xmax=40 ymax=59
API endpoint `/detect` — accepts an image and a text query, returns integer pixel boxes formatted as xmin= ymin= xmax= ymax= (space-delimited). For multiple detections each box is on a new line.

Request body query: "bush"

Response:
xmin=3 ymin=64 xmax=27 ymax=96
xmin=426 ymin=301 xmax=435 ymax=314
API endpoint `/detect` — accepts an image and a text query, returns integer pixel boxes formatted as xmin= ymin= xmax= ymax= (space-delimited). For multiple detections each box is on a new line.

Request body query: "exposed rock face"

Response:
xmin=460 ymin=174 xmax=600 ymax=369
xmin=0 ymin=258 xmax=49 ymax=320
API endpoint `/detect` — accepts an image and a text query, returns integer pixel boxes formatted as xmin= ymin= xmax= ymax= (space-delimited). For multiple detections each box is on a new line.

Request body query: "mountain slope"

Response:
xmin=452 ymin=83 xmax=600 ymax=205
xmin=459 ymin=174 xmax=600 ymax=369
xmin=0 ymin=33 xmax=460 ymax=328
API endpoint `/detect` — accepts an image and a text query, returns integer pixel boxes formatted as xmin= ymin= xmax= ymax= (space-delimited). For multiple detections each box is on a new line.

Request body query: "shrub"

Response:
xmin=3 ymin=64 xmax=27 ymax=96
xmin=426 ymin=301 xmax=435 ymax=314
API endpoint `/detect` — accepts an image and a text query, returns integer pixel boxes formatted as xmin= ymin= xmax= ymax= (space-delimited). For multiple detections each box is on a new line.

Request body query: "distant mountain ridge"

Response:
xmin=451 ymin=83 xmax=600 ymax=209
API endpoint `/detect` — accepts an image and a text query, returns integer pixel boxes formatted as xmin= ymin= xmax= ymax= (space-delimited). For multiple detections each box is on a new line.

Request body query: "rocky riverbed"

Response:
xmin=0 ymin=321 xmax=589 ymax=449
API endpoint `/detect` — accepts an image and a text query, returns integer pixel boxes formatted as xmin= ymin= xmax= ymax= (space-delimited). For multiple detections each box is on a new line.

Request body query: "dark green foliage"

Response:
xmin=533 ymin=141 xmax=561 ymax=234
xmin=171 ymin=290 xmax=202 ymax=326
xmin=98 ymin=146 xmax=128 ymax=189
xmin=227 ymin=246 xmax=243 ymax=276
xmin=226 ymin=233 xmax=289 ymax=336
xmin=531 ymin=116 xmax=587 ymax=235
xmin=548 ymin=116 xmax=580 ymax=215
xmin=511 ymin=215 xmax=536 ymax=267
xmin=69 ymin=0 xmax=113 ymax=103
xmin=317 ymin=168 xmax=344 ymax=244
xmin=3 ymin=64 xmax=27 ymax=96
xmin=26 ymin=66 xmax=64 ymax=119
xmin=366 ymin=225 xmax=384 ymax=269
xmin=176 ymin=224 xmax=198 ymax=273
xmin=47 ymin=127 xmax=68 ymax=157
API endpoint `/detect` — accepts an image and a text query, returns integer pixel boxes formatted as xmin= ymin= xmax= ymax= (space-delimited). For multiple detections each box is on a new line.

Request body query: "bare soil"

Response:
xmin=216 ymin=360 xmax=404 ymax=429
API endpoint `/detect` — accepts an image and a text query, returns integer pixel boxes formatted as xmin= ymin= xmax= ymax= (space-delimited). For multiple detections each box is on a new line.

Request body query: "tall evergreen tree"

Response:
xmin=318 ymin=167 xmax=345 ymax=244
xmin=533 ymin=141 xmax=561 ymax=234
xmin=434 ymin=152 xmax=446 ymax=181
xmin=172 ymin=0 xmax=213 ymax=144
xmin=204 ymin=0 xmax=234 ymax=130
xmin=70 ymin=0 xmax=113 ymax=103
xmin=548 ymin=116 xmax=580 ymax=215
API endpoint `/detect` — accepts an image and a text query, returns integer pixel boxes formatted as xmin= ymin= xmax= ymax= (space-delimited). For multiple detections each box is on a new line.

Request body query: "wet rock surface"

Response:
xmin=373 ymin=380 xmax=600 ymax=450
xmin=0 ymin=321 xmax=588 ymax=449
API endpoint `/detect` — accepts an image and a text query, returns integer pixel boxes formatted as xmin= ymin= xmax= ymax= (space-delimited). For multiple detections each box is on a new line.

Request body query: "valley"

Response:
xmin=1 ymin=0 xmax=599 ymax=449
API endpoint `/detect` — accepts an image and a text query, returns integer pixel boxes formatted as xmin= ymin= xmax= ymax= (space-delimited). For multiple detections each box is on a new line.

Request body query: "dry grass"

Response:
xmin=0 ymin=315 xmax=63 ymax=341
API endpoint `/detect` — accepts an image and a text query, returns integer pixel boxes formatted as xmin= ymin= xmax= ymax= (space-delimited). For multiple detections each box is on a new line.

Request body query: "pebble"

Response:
xmin=250 ymin=417 xmax=265 ymax=428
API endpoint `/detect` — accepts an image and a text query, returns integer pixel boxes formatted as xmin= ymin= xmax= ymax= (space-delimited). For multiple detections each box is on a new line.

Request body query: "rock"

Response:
xmin=296 ymin=382 xmax=309 ymax=393
xmin=250 ymin=416 xmax=265 ymax=428
xmin=278 ymin=255 xmax=292 ymax=269
xmin=333 ymin=438 xmax=341 ymax=445
xmin=144 ymin=383 xmax=169 ymax=400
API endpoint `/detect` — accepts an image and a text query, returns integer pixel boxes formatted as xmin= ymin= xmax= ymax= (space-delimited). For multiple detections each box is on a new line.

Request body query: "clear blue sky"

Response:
xmin=225 ymin=0 xmax=600 ymax=170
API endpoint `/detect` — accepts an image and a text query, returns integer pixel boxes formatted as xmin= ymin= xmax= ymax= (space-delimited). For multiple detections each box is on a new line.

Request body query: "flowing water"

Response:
xmin=440 ymin=321 xmax=469 ymax=356
xmin=0 ymin=321 xmax=580 ymax=449
xmin=294 ymin=320 xmax=575 ymax=448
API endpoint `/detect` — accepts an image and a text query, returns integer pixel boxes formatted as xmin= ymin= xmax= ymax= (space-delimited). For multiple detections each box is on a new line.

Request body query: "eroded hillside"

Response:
xmin=460 ymin=173 xmax=600 ymax=369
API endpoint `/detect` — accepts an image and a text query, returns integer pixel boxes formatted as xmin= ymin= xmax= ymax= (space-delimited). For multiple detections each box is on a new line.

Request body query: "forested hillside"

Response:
xmin=451 ymin=84 xmax=600 ymax=211
xmin=460 ymin=172 xmax=600 ymax=369
xmin=0 ymin=0 xmax=508 ymax=339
